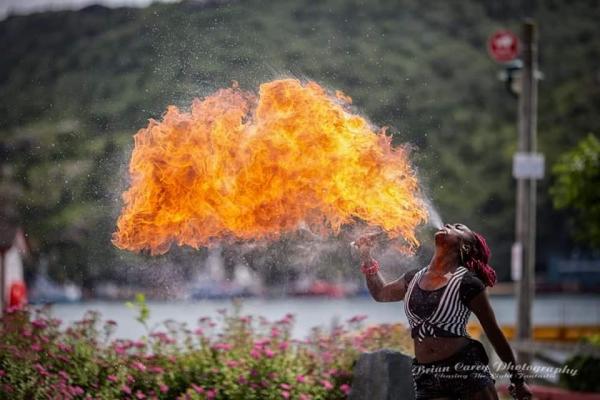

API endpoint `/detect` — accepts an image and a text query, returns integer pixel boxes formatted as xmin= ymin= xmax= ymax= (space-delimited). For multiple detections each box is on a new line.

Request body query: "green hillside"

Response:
xmin=1 ymin=0 xmax=599 ymax=287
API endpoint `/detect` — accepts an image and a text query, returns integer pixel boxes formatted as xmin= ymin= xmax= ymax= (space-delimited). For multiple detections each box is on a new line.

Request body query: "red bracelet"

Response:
xmin=361 ymin=260 xmax=380 ymax=276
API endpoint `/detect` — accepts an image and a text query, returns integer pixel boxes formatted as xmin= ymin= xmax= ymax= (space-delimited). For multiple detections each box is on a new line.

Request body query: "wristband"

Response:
xmin=509 ymin=369 xmax=525 ymax=385
xmin=361 ymin=260 xmax=380 ymax=276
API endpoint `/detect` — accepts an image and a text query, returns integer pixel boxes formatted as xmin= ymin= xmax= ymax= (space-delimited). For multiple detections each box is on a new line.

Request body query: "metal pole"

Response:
xmin=516 ymin=20 xmax=538 ymax=365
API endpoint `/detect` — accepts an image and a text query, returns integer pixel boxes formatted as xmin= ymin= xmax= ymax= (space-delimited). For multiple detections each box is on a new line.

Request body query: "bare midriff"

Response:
xmin=413 ymin=336 xmax=471 ymax=364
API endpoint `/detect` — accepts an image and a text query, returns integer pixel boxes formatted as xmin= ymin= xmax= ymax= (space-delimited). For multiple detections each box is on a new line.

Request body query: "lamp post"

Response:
xmin=498 ymin=21 xmax=543 ymax=365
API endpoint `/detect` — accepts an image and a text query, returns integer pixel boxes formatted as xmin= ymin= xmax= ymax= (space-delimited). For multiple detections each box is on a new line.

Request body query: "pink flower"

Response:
xmin=279 ymin=341 xmax=289 ymax=351
xmin=213 ymin=342 xmax=233 ymax=351
xmin=226 ymin=360 xmax=240 ymax=368
xmin=122 ymin=385 xmax=132 ymax=394
xmin=296 ymin=375 xmax=306 ymax=383
xmin=159 ymin=384 xmax=169 ymax=393
xmin=31 ymin=319 xmax=48 ymax=329
xmin=348 ymin=314 xmax=368 ymax=324
xmin=191 ymin=384 xmax=204 ymax=394
xmin=58 ymin=370 xmax=70 ymax=381
xmin=281 ymin=390 xmax=290 ymax=399
xmin=254 ymin=338 xmax=270 ymax=346
xmin=237 ymin=375 xmax=247 ymax=385
xmin=321 ymin=379 xmax=333 ymax=390
xmin=135 ymin=390 xmax=146 ymax=399
xmin=57 ymin=343 xmax=72 ymax=352
xmin=0 ymin=370 xmax=5 ymax=377
xmin=340 ymin=384 xmax=351 ymax=395
xmin=277 ymin=314 xmax=294 ymax=325
xmin=34 ymin=363 xmax=49 ymax=378
xmin=271 ymin=327 xmax=281 ymax=338
xmin=6 ymin=305 xmax=21 ymax=313
xmin=280 ymin=383 xmax=291 ymax=390
xmin=56 ymin=354 xmax=71 ymax=364
xmin=250 ymin=348 xmax=261 ymax=358
xmin=107 ymin=375 xmax=118 ymax=383
xmin=148 ymin=366 xmax=164 ymax=374
xmin=264 ymin=348 xmax=275 ymax=358
xmin=193 ymin=328 xmax=204 ymax=336
xmin=299 ymin=394 xmax=312 ymax=400
xmin=70 ymin=386 xmax=84 ymax=395
xmin=31 ymin=343 xmax=42 ymax=352
xmin=132 ymin=361 xmax=146 ymax=372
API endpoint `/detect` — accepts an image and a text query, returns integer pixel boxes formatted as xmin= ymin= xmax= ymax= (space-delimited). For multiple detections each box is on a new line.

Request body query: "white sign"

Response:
xmin=513 ymin=152 xmax=545 ymax=179
xmin=511 ymin=242 xmax=522 ymax=281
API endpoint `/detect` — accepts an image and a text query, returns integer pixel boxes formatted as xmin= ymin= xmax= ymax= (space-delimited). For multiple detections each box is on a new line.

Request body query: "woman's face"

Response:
xmin=434 ymin=223 xmax=474 ymax=248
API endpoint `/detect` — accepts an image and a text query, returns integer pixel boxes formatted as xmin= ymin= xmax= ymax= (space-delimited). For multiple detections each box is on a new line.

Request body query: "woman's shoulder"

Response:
xmin=459 ymin=268 xmax=486 ymax=303
xmin=460 ymin=268 xmax=484 ymax=283
xmin=403 ymin=267 xmax=425 ymax=285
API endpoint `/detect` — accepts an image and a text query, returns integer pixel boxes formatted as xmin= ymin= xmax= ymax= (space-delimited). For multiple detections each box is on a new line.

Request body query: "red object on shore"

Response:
xmin=498 ymin=384 xmax=600 ymax=400
xmin=9 ymin=281 xmax=27 ymax=308
xmin=292 ymin=280 xmax=347 ymax=298
xmin=488 ymin=30 xmax=520 ymax=63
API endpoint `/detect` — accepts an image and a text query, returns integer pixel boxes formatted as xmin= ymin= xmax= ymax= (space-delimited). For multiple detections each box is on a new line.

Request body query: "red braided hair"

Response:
xmin=463 ymin=232 xmax=497 ymax=287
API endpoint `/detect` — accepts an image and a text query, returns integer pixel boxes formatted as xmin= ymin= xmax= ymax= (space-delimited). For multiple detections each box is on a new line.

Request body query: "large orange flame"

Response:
xmin=113 ymin=79 xmax=427 ymax=255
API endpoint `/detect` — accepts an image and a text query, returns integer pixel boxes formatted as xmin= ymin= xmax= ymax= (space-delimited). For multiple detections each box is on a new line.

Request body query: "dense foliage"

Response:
xmin=560 ymin=334 xmax=600 ymax=393
xmin=0 ymin=298 xmax=413 ymax=399
xmin=550 ymin=134 xmax=600 ymax=248
xmin=1 ymin=0 xmax=599 ymax=286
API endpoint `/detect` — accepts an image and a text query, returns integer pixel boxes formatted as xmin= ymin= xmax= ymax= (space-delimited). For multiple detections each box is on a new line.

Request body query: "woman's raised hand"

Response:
xmin=352 ymin=235 xmax=376 ymax=262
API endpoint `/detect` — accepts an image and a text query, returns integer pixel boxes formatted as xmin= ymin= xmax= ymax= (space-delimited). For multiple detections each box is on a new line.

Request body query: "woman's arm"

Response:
xmin=356 ymin=237 xmax=408 ymax=302
xmin=469 ymin=292 xmax=532 ymax=399
xmin=470 ymin=291 xmax=516 ymax=365
xmin=365 ymin=267 xmax=408 ymax=302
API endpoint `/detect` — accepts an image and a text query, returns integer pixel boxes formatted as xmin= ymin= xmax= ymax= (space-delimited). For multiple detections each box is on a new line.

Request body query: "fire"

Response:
xmin=112 ymin=79 xmax=427 ymax=255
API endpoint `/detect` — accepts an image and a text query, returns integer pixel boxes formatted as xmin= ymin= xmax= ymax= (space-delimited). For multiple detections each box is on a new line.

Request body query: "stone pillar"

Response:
xmin=349 ymin=349 xmax=415 ymax=400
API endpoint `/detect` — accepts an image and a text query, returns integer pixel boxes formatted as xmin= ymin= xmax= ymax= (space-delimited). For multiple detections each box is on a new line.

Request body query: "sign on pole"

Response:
xmin=511 ymin=242 xmax=523 ymax=281
xmin=488 ymin=30 xmax=520 ymax=63
xmin=512 ymin=152 xmax=545 ymax=179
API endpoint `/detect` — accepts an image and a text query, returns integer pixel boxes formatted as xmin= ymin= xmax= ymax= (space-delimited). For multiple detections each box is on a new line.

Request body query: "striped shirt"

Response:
xmin=404 ymin=266 xmax=474 ymax=341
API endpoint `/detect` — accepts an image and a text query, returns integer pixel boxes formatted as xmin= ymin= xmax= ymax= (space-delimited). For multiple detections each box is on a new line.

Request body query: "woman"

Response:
xmin=355 ymin=223 xmax=532 ymax=400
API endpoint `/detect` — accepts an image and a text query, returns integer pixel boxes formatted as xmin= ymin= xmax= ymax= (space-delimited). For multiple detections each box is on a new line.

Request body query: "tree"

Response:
xmin=550 ymin=134 xmax=600 ymax=248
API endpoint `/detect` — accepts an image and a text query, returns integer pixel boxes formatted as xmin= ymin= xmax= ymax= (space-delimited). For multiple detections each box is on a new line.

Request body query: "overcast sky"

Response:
xmin=0 ymin=0 xmax=175 ymax=20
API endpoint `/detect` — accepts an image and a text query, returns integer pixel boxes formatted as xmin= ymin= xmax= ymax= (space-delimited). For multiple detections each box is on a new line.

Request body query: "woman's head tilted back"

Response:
xmin=434 ymin=223 xmax=497 ymax=287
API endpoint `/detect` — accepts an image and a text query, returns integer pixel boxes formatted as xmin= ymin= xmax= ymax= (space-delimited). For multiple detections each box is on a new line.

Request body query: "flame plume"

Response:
xmin=113 ymin=79 xmax=427 ymax=255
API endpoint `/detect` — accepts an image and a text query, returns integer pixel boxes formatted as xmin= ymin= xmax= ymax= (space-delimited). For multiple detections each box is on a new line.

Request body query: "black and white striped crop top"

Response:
xmin=403 ymin=266 xmax=485 ymax=341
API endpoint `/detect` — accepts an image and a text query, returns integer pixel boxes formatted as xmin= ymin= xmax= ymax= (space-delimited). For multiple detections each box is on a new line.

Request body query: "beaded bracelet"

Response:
xmin=509 ymin=368 xmax=525 ymax=385
xmin=361 ymin=260 xmax=380 ymax=276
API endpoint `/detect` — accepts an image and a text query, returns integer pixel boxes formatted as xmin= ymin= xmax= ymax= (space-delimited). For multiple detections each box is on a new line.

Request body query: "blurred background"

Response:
xmin=0 ymin=0 xmax=599 ymax=360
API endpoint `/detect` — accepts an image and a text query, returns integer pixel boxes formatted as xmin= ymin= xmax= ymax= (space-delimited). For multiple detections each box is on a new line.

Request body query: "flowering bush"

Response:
xmin=0 ymin=297 xmax=413 ymax=399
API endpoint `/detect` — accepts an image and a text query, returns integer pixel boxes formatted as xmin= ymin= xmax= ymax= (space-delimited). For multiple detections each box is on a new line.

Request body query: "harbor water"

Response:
xmin=47 ymin=294 xmax=600 ymax=340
